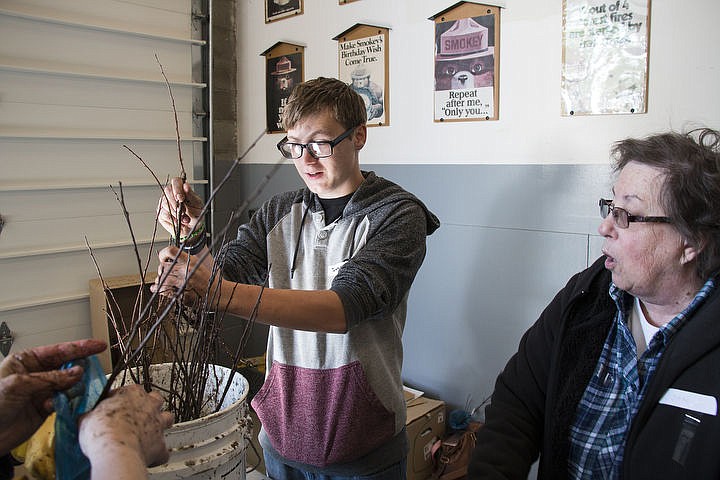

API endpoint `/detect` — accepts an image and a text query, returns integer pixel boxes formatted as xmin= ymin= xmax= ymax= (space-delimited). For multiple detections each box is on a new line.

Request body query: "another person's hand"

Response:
xmin=157 ymin=177 xmax=205 ymax=239
xmin=79 ymin=384 xmax=174 ymax=479
xmin=151 ymin=246 xmax=218 ymax=304
xmin=0 ymin=339 xmax=107 ymax=455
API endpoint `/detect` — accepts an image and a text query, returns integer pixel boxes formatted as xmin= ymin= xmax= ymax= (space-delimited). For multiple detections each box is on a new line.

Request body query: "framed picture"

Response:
xmin=261 ymin=42 xmax=305 ymax=133
xmin=561 ymin=0 xmax=651 ymax=115
xmin=265 ymin=0 xmax=303 ymax=23
xmin=335 ymin=24 xmax=390 ymax=127
xmin=430 ymin=2 xmax=501 ymax=122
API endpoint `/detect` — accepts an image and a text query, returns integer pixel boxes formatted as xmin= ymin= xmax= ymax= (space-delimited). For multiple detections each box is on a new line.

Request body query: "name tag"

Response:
xmin=659 ymin=388 xmax=717 ymax=416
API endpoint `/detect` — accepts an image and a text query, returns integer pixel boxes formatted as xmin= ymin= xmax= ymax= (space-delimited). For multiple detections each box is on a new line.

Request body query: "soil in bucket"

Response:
xmin=113 ymin=363 xmax=251 ymax=479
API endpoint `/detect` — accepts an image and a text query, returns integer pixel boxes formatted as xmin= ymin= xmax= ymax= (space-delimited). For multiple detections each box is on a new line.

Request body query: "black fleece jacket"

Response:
xmin=469 ymin=256 xmax=720 ymax=479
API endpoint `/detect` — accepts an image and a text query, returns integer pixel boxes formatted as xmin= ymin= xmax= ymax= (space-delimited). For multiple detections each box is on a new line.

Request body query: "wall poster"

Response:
xmin=261 ymin=42 xmax=305 ymax=133
xmin=334 ymin=24 xmax=390 ymax=127
xmin=561 ymin=0 xmax=651 ymax=115
xmin=430 ymin=2 xmax=501 ymax=122
xmin=265 ymin=0 xmax=303 ymax=23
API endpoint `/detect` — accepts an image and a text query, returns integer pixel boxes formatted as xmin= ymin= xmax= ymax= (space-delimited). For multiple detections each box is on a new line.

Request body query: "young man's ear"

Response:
xmin=353 ymin=124 xmax=367 ymax=150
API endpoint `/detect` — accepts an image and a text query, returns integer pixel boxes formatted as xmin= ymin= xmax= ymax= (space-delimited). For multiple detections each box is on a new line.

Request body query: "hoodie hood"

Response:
xmin=302 ymin=170 xmax=440 ymax=236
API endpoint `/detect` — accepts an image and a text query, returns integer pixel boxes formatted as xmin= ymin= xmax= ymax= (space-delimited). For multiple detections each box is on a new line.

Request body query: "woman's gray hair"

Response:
xmin=611 ymin=127 xmax=720 ymax=280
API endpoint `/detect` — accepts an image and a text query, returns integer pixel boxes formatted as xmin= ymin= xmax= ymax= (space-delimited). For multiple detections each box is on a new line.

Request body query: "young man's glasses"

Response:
xmin=277 ymin=127 xmax=355 ymax=160
xmin=599 ymin=198 xmax=672 ymax=229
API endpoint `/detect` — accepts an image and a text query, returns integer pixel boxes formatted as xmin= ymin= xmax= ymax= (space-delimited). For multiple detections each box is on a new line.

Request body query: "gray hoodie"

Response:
xmin=220 ymin=171 xmax=440 ymax=474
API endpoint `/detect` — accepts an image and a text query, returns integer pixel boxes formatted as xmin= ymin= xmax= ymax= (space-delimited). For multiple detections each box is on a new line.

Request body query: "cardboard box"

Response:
xmin=406 ymin=396 xmax=446 ymax=480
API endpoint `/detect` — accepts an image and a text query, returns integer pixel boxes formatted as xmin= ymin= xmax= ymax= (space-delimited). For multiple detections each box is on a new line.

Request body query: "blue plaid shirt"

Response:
xmin=567 ymin=278 xmax=716 ymax=479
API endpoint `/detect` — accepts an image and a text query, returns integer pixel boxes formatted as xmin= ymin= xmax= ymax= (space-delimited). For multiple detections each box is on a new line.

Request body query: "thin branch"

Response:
xmin=97 ymin=59 xmax=277 ymax=420
xmin=155 ymin=53 xmax=185 ymax=180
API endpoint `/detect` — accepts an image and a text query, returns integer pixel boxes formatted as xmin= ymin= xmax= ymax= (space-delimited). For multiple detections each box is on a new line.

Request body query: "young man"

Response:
xmin=154 ymin=77 xmax=440 ymax=478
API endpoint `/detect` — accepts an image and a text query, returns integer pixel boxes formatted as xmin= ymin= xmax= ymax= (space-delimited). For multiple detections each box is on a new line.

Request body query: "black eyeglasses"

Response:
xmin=599 ymin=198 xmax=672 ymax=229
xmin=276 ymin=126 xmax=355 ymax=160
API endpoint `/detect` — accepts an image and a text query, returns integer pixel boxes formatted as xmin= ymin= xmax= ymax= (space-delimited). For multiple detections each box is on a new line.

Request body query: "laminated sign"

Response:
xmin=561 ymin=0 xmax=651 ymax=115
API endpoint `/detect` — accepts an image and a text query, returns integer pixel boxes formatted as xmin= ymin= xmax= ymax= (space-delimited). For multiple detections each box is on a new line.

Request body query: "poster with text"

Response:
xmin=265 ymin=0 xmax=303 ymax=23
xmin=434 ymin=13 xmax=498 ymax=122
xmin=265 ymin=52 xmax=303 ymax=133
xmin=337 ymin=27 xmax=388 ymax=126
xmin=561 ymin=0 xmax=650 ymax=115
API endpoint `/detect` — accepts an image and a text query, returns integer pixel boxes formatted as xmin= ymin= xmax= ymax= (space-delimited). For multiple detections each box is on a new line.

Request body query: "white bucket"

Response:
xmin=113 ymin=363 xmax=250 ymax=479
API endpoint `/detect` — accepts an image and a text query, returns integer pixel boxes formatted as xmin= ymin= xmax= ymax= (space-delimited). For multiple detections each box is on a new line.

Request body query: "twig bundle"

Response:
xmin=86 ymin=57 xmax=280 ymax=422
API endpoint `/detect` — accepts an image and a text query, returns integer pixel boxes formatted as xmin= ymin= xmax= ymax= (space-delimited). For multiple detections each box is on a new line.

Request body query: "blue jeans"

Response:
xmin=263 ymin=452 xmax=407 ymax=480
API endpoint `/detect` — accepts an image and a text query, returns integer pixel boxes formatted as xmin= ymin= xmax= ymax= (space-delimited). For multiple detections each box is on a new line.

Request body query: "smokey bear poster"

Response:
xmin=336 ymin=25 xmax=389 ymax=127
xmin=265 ymin=52 xmax=303 ymax=133
xmin=433 ymin=8 xmax=500 ymax=122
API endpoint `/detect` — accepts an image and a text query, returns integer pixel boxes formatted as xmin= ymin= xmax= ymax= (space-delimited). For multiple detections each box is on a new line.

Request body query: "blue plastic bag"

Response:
xmin=53 ymin=355 xmax=107 ymax=480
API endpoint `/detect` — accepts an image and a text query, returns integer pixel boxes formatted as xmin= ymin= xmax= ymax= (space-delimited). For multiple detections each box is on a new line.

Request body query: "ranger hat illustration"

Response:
xmin=436 ymin=17 xmax=494 ymax=61
xmin=271 ymin=56 xmax=296 ymax=75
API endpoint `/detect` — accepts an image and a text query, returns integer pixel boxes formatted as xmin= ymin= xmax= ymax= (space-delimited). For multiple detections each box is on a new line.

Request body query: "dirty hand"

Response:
xmin=0 ymin=339 xmax=107 ymax=455
xmin=156 ymin=177 xmax=205 ymax=239
xmin=79 ymin=384 xmax=174 ymax=470
xmin=151 ymin=246 xmax=216 ymax=304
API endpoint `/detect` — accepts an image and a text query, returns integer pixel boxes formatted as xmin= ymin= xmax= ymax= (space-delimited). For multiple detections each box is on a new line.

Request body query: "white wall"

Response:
xmin=237 ymin=0 xmax=720 ymax=165
xmin=232 ymin=0 xmax=720 ymax=421
xmin=0 ymin=1 xmax=204 ymax=355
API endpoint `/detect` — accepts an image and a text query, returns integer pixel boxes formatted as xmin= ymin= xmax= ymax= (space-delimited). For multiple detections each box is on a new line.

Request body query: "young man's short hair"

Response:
xmin=281 ymin=77 xmax=367 ymax=131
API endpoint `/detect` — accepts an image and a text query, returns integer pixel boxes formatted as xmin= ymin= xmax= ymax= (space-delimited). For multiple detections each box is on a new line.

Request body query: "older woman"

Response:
xmin=469 ymin=128 xmax=720 ymax=479
xmin=0 ymin=339 xmax=173 ymax=480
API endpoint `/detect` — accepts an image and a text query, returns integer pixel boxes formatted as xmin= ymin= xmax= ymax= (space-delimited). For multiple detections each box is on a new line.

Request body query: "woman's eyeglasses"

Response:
xmin=599 ymin=198 xmax=671 ymax=229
